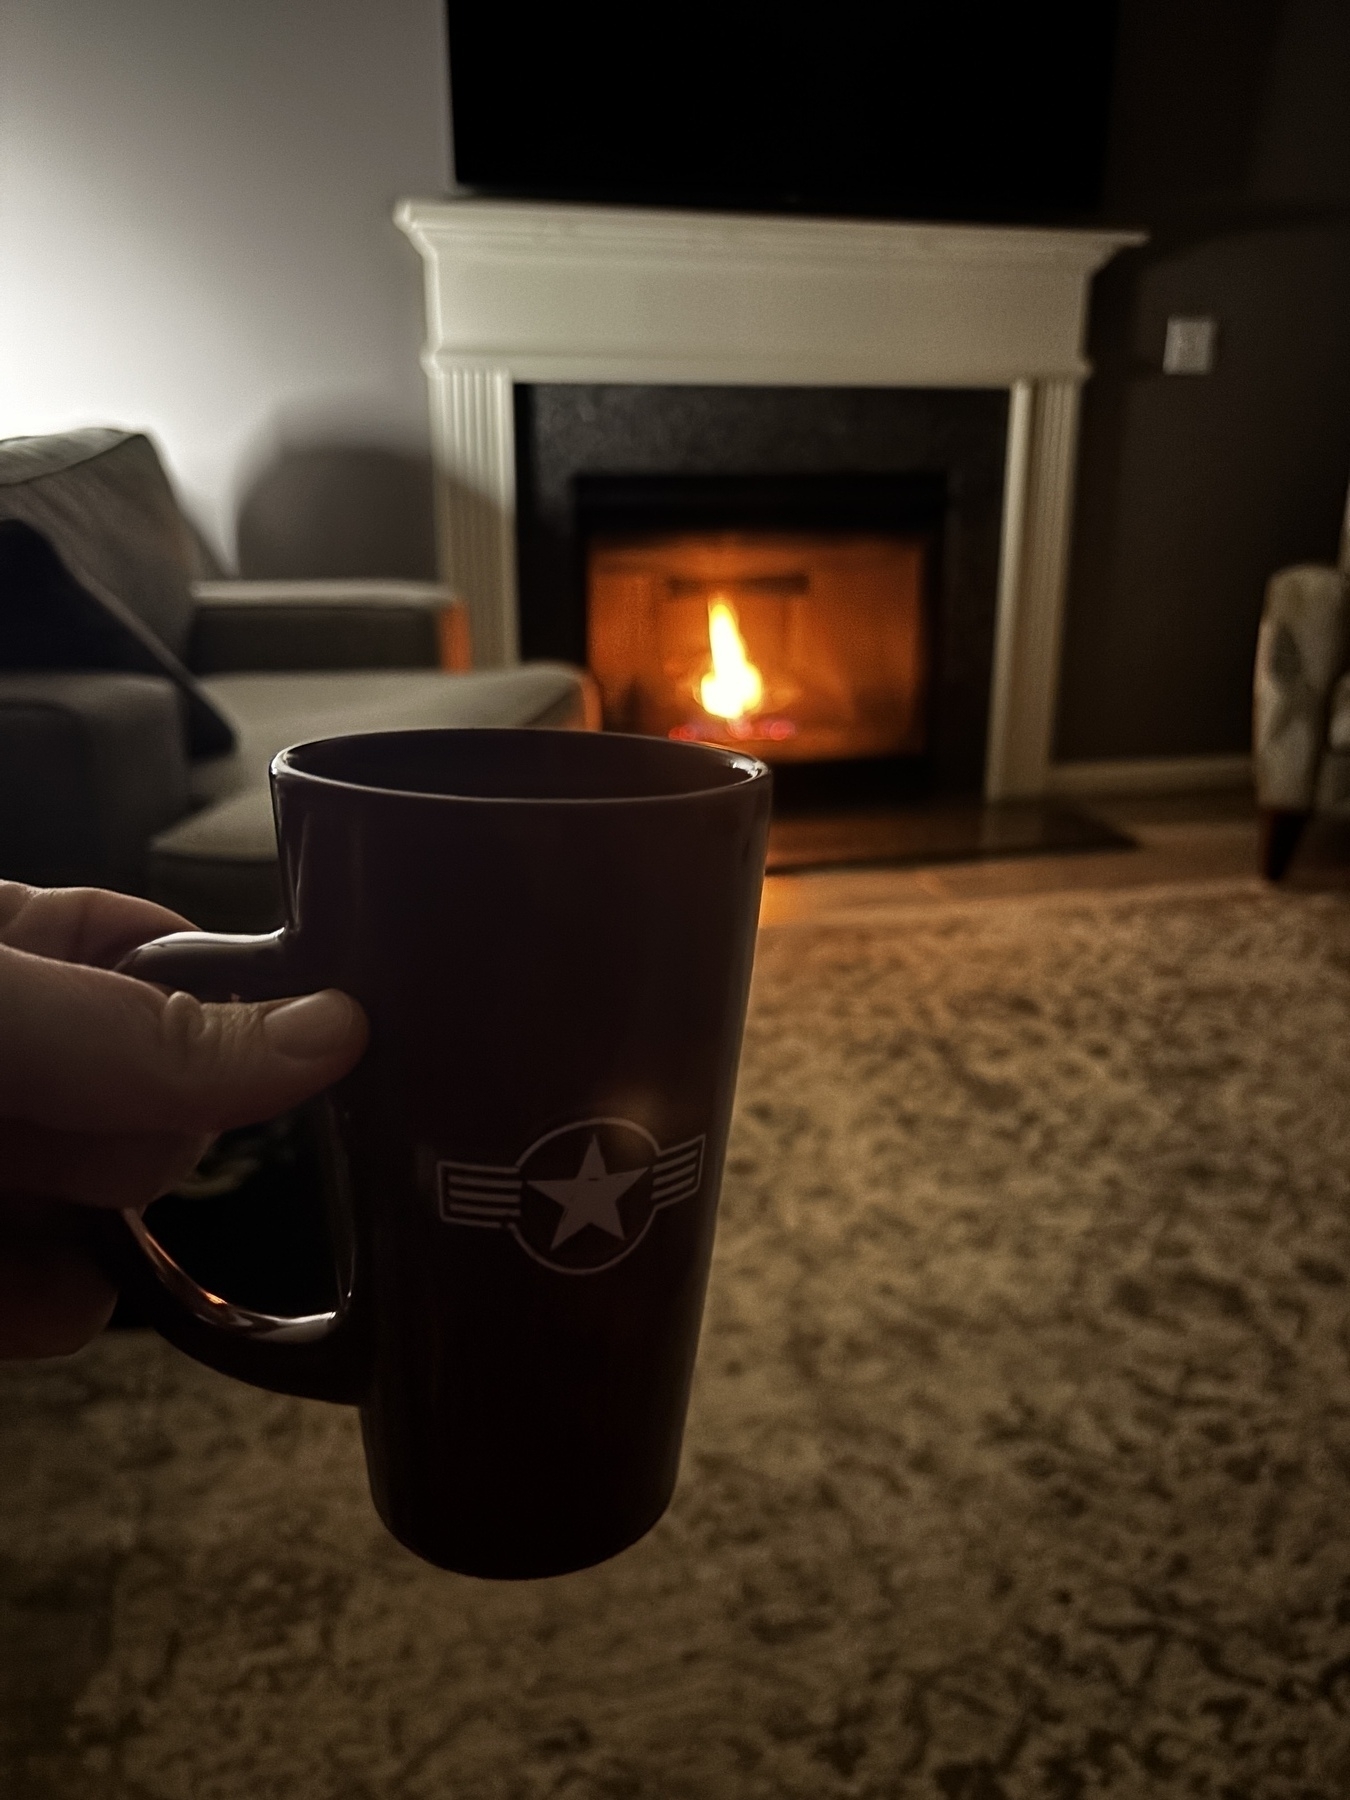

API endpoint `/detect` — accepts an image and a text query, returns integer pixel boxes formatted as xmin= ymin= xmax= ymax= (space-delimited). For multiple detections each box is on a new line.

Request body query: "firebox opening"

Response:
xmin=576 ymin=472 xmax=944 ymax=804
xmin=588 ymin=529 xmax=928 ymax=766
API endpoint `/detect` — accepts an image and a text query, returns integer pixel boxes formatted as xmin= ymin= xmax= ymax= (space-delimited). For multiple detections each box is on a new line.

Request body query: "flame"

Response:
xmin=699 ymin=598 xmax=763 ymax=721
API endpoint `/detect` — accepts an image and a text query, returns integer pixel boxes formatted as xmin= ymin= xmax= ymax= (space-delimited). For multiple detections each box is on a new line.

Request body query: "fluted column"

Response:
xmin=426 ymin=364 xmax=518 ymax=668
xmin=985 ymin=378 xmax=1083 ymax=799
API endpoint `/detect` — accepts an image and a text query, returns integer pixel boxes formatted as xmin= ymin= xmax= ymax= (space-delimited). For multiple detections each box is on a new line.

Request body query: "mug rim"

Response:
xmin=271 ymin=727 xmax=770 ymax=807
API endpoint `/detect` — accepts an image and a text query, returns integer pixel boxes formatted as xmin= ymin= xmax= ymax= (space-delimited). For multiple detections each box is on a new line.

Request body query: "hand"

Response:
xmin=0 ymin=882 xmax=368 ymax=1360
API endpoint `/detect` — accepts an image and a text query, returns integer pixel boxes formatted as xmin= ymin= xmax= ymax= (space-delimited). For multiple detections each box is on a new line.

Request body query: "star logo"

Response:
xmin=527 ymin=1135 xmax=646 ymax=1248
xmin=436 ymin=1118 xmax=705 ymax=1274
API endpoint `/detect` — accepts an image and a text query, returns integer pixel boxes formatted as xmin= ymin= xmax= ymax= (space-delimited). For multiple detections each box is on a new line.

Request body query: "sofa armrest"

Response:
xmin=1253 ymin=564 xmax=1350 ymax=810
xmin=0 ymin=671 xmax=190 ymax=889
xmin=188 ymin=580 xmax=470 ymax=675
xmin=1312 ymin=672 xmax=1350 ymax=816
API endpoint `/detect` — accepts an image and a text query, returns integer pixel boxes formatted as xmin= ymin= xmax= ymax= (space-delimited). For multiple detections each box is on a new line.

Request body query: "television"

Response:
xmin=446 ymin=6 xmax=1120 ymax=226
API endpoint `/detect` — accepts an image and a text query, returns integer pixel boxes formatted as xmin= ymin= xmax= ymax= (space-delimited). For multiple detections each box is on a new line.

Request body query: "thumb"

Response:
xmin=0 ymin=944 xmax=369 ymax=1134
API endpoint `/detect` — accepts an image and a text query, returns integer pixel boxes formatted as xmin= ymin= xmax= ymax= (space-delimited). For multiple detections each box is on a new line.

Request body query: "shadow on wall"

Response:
xmin=235 ymin=444 xmax=438 ymax=580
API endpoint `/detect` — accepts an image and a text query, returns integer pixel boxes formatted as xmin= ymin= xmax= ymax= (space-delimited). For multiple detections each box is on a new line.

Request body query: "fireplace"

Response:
xmin=571 ymin=471 xmax=941 ymax=777
xmin=516 ymin=390 xmax=1006 ymax=798
xmin=588 ymin=526 xmax=928 ymax=763
xmin=395 ymin=200 xmax=1142 ymax=802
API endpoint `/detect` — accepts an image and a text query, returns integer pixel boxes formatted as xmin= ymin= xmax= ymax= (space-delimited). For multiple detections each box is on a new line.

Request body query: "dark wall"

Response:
xmin=1056 ymin=0 xmax=1350 ymax=761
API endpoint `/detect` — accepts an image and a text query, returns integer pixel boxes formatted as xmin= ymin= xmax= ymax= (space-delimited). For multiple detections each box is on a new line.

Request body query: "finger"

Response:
xmin=0 ymin=1120 xmax=212 ymax=1208
xmin=0 ymin=947 xmax=369 ymax=1134
xmin=0 ymin=1246 xmax=116 ymax=1358
xmin=0 ymin=882 xmax=193 ymax=968
xmin=0 ymin=1204 xmax=117 ymax=1359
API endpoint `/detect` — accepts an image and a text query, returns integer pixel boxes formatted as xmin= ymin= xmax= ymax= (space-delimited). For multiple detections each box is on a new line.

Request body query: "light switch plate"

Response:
xmin=1163 ymin=316 xmax=1217 ymax=375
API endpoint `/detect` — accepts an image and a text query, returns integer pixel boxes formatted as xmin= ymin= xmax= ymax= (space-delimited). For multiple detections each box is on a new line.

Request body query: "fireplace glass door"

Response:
xmin=587 ymin=530 xmax=928 ymax=764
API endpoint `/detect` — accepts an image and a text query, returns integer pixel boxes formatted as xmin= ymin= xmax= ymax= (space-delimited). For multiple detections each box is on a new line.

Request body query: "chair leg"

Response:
xmin=1259 ymin=808 xmax=1309 ymax=880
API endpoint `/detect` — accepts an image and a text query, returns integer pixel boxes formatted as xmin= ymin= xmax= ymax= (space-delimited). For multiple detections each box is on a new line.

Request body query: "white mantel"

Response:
xmin=396 ymin=200 xmax=1141 ymax=798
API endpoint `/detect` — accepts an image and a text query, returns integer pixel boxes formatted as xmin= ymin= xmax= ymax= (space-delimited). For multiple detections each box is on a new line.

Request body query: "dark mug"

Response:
xmin=103 ymin=728 xmax=770 ymax=1579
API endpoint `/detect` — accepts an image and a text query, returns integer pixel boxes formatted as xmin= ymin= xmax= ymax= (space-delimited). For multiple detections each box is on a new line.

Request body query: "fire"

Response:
xmin=699 ymin=598 xmax=763 ymax=721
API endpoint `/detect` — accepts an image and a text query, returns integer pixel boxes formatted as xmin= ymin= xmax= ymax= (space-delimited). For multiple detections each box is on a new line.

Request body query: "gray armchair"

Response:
xmin=0 ymin=430 xmax=593 ymax=929
xmin=1253 ymin=494 xmax=1350 ymax=878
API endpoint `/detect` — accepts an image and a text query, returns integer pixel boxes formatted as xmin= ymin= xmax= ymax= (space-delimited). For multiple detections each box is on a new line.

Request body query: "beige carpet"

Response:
xmin=5 ymin=880 xmax=1350 ymax=1799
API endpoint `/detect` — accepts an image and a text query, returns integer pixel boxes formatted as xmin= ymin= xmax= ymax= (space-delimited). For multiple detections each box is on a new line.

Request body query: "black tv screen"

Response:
xmin=447 ymin=6 xmax=1119 ymax=225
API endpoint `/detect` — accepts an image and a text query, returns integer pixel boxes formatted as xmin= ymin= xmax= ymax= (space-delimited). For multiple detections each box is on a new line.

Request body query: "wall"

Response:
xmin=2 ymin=0 xmax=1346 ymax=766
xmin=1056 ymin=0 xmax=1350 ymax=761
xmin=0 ymin=0 xmax=449 ymax=574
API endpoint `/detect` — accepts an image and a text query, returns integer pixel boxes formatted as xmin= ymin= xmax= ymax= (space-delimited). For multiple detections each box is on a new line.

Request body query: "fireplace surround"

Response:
xmin=516 ymin=394 xmax=1000 ymax=795
xmin=396 ymin=201 xmax=1141 ymax=799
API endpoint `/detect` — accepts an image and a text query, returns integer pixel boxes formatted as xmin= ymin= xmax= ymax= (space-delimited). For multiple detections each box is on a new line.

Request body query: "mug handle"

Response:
xmin=90 ymin=929 xmax=365 ymax=1405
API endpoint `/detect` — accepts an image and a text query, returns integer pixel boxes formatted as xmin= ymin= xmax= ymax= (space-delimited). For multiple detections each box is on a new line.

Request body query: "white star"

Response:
xmin=527 ymin=1136 xmax=647 ymax=1249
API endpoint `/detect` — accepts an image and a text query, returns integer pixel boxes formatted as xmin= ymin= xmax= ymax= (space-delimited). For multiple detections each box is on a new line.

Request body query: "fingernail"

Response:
xmin=262 ymin=990 xmax=357 ymax=1059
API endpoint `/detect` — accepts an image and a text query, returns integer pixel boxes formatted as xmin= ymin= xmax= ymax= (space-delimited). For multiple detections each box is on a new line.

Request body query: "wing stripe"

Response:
xmin=653 ymin=1138 xmax=703 ymax=1199
xmin=653 ymin=1166 xmax=700 ymax=1189
xmin=437 ymin=1158 xmax=521 ymax=1227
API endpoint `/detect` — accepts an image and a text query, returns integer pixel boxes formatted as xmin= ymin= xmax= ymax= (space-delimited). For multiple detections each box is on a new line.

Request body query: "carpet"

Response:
xmin=5 ymin=880 xmax=1350 ymax=1799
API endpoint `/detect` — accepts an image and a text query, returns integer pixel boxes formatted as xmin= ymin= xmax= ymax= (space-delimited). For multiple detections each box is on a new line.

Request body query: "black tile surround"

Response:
xmin=514 ymin=384 xmax=1009 ymax=793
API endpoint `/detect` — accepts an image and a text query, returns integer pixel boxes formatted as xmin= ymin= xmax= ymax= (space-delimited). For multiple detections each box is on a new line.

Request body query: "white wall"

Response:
xmin=0 ymin=0 xmax=450 ymax=566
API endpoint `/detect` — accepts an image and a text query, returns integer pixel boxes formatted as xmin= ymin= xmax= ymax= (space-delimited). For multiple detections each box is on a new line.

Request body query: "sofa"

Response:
xmin=1253 ymin=500 xmax=1350 ymax=879
xmin=0 ymin=430 xmax=594 ymax=929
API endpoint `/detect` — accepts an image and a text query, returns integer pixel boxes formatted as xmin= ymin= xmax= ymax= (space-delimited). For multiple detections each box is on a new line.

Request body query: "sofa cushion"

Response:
xmin=0 ymin=671 xmax=190 ymax=888
xmin=155 ymin=664 xmax=593 ymax=862
xmin=0 ymin=430 xmax=201 ymax=658
xmin=0 ymin=519 xmax=235 ymax=757
xmin=0 ymin=429 xmax=236 ymax=756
